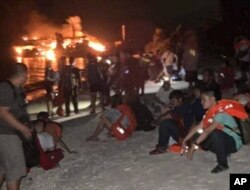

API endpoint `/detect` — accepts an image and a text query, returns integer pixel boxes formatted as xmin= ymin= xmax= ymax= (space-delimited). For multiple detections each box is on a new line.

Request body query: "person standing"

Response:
xmin=0 ymin=63 xmax=32 ymax=190
xmin=182 ymin=31 xmax=199 ymax=88
xmin=60 ymin=57 xmax=81 ymax=116
xmin=87 ymin=54 xmax=105 ymax=114
xmin=44 ymin=60 xmax=55 ymax=116
xmin=156 ymin=46 xmax=178 ymax=82
xmin=235 ymin=37 xmax=250 ymax=82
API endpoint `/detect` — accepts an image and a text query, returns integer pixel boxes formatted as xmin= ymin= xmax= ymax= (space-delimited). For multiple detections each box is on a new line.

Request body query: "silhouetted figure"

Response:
xmin=87 ymin=54 xmax=105 ymax=114
xmin=60 ymin=56 xmax=81 ymax=116
xmin=44 ymin=60 xmax=56 ymax=116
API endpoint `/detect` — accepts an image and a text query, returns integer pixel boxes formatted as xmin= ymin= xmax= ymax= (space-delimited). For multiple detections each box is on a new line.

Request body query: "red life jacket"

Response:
xmin=202 ymin=99 xmax=248 ymax=129
xmin=111 ymin=104 xmax=137 ymax=141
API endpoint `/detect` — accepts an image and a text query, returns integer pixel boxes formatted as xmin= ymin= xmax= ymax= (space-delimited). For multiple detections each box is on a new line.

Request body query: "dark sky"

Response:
xmin=0 ymin=0 xmax=220 ymax=59
xmin=34 ymin=0 xmax=220 ymax=40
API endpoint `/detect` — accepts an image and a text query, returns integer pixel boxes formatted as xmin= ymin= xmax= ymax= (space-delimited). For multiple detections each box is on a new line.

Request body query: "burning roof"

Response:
xmin=13 ymin=14 xmax=106 ymax=62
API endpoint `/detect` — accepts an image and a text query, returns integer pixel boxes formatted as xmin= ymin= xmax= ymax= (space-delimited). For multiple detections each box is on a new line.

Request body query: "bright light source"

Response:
xmin=50 ymin=41 xmax=57 ymax=49
xmin=88 ymin=41 xmax=105 ymax=52
xmin=46 ymin=49 xmax=56 ymax=61
xmin=14 ymin=47 xmax=23 ymax=55
xmin=106 ymin=59 xmax=111 ymax=65
xmin=22 ymin=37 xmax=28 ymax=41
xmin=97 ymin=56 xmax=102 ymax=62
xmin=189 ymin=49 xmax=196 ymax=56
xmin=163 ymin=76 xmax=170 ymax=81
xmin=16 ymin=57 xmax=22 ymax=63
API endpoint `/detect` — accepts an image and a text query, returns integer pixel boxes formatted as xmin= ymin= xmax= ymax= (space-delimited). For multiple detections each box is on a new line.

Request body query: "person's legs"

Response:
xmin=101 ymin=115 xmax=113 ymax=130
xmin=64 ymin=92 xmax=71 ymax=116
xmin=0 ymin=175 xmax=5 ymax=189
xmin=6 ymin=179 xmax=21 ymax=190
xmin=0 ymin=135 xmax=26 ymax=189
xmin=90 ymin=92 xmax=97 ymax=114
xmin=85 ymin=120 xmax=105 ymax=141
xmin=201 ymin=130 xmax=237 ymax=173
xmin=85 ymin=115 xmax=113 ymax=141
xmin=45 ymin=97 xmax=52 ymax=117
xmin=72 ymin=88 xmax=78 ymax=114
xmin=98 ymin=92 xmax=105 ymax=111
xmin=140 ymin=83 xmax=145 ymax=96
xmin=158 ymin=119 xmax=180 ymax=148
xmin=150 ymin=119 xmax=180 ymax=154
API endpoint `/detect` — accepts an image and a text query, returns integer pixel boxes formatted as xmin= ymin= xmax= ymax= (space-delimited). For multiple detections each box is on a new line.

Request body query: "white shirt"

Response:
xmin=156 ymin=87 xmax=173 ymax=104
xmin=37 ymin=132 xmax=55 ymax=152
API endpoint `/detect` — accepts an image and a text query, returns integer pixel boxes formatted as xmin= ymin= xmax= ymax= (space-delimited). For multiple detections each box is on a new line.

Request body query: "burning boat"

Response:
xmin=13 ymin=15 xmax=107 ymax=85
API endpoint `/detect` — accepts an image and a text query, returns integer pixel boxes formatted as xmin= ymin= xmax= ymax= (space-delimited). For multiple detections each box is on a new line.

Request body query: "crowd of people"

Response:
xmin=1 ymin=30 xmax=250 ymax=189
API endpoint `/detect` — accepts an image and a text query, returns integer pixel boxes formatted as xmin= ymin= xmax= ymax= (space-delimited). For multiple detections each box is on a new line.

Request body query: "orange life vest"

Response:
xmin=111 ymin=104 xmax=137 ymax=141
xmin=202 ymin=99 xmax=248 ymax=129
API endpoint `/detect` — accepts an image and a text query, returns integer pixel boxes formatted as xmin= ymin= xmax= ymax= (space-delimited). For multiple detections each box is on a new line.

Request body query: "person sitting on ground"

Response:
xmin=34 ymin=119 xmax=64 ymax=170
xmin=190 ymin=85 xmax=206 ymax=124
xmin=86 ymin=94 xmax=137 ymax=141
xmin=181 ymin=90 xmax=245 ymax=173
xmin=35 ymin=120 xmax=56 ymax=152
xmin=37 ymin=111 xmax=76 ymax=154
xmin=144 ymin=81 xmax=173 ymax=118
xmin=149 ymin=90 xmax=194 ymax=155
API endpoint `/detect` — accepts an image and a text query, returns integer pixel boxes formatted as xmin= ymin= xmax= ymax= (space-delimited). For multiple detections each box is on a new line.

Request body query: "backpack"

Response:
xmin=22 ymin=131 xmax=40 ymax=168
xmin=35 ymin=137 xmax=64 ymax=170
xmin=130 ymin=101 xmax=155 ymax=131
xmin=234 ymin=118 xmax=250 ymax=145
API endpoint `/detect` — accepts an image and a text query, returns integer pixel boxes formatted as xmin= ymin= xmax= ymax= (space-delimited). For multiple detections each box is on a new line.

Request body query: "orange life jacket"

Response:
xmin=202 ymin=99 xmax=248 ymax=128
xmin=111 ymin=104 xmax=137 ymax=141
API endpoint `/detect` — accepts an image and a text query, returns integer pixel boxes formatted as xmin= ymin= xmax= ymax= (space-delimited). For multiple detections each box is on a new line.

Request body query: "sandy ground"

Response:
xmin=19 ymin=115 xmax=250 ymax=190
xmin=2 ymin=80 xmax=250 ymax=190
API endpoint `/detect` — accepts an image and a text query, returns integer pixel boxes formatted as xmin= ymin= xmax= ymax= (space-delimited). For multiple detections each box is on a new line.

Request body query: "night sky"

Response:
xmin=2 ymin=0 xmax=248 ymax=60
xmin=34 ymin=0 xmax=220 ymax=40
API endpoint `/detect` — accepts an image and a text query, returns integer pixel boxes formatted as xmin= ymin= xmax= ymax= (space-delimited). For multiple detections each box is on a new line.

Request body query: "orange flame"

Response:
xmin=14 ymin=46 xmax=23 ymax=55
xmin=46 ymin=49 xmax=56 ymax=61
xmin=88 ymin=41 xmax=105 ymax=52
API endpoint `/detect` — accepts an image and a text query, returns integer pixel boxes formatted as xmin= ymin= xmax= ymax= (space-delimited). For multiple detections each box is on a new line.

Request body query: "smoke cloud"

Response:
xmin=24 ymin=11 xmax=84 ymax=38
